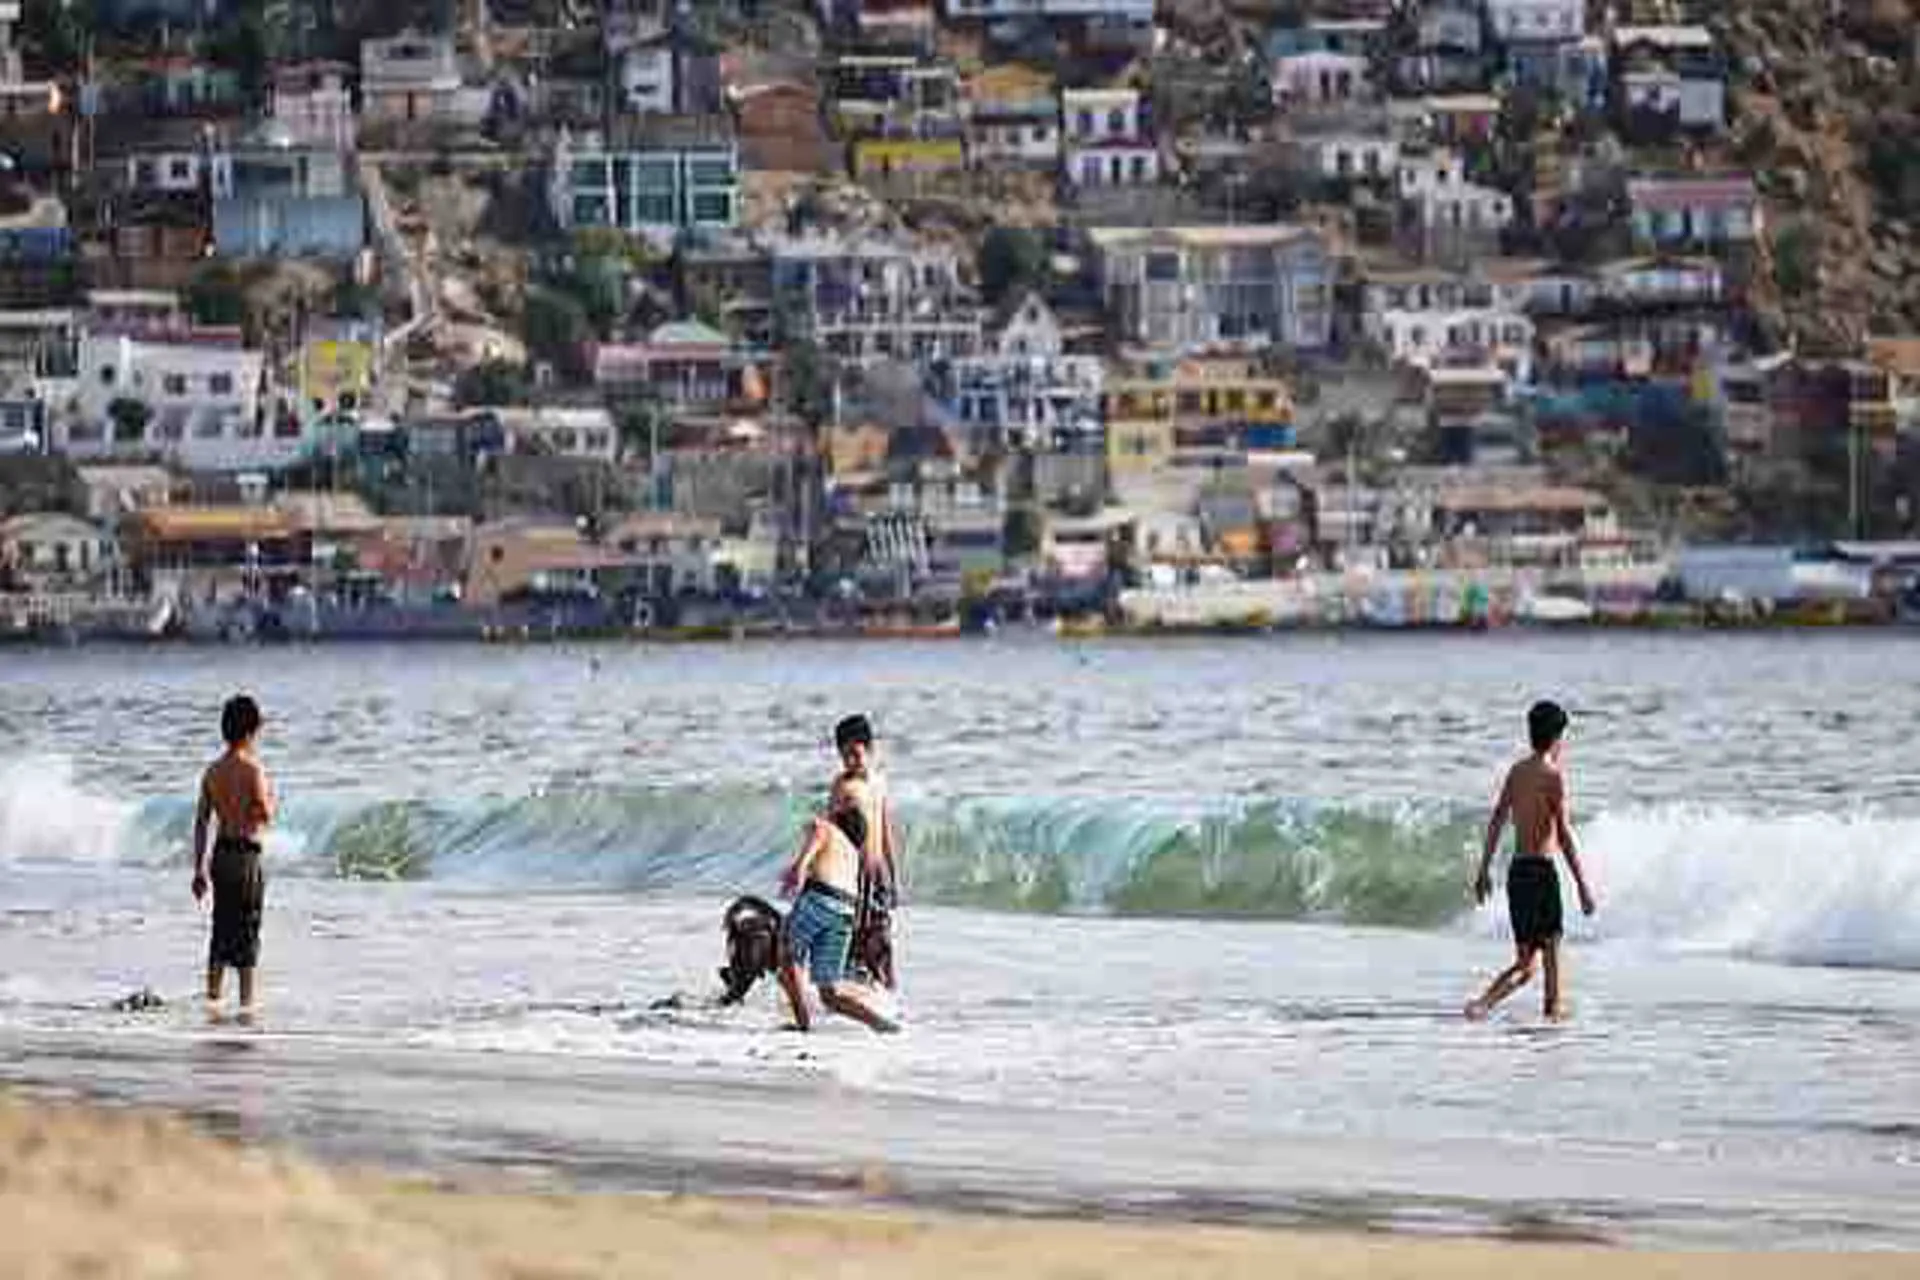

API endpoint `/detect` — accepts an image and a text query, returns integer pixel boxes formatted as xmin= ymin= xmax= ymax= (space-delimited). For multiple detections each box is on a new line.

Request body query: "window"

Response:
xmin=687 ymin=158 xmax=734 ymax=187
xmin=170 ymin=157 xmax=192 ymax=181
xmin=99 ymin=365 xmax=115 ymax=387
xmin=1076 ymin=110 xmax=1094 ymax=137
xmin=691 ymin=192 xmax=732 ymax=224
xmin=163 ymin=373 xmax=187 ymax=395
xmin=572 ymin=194 xmax=610 ymax=226
xmin=633 ymin=159 xmax=675 ymax=192
xmin=635 ymin=193 xmax=676 ymax=225
xmin=135 ymin=159 xmax=158 ymax=187
xmin=1131 ymin=154 xmax=1148 ymax=182
xmin=1107 ymin=108 xmax=1126 ymax=136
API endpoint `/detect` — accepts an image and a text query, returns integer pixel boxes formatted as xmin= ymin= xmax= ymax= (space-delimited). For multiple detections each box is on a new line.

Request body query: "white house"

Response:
xmin=0 ymin=512 xmax=117 ymax=592
xmin=1060 ymin=87 xmax=1158 ymax=186
xmin=489 ymin=405 xmax=618 ymax=462
xmin=609 ymin=23 xmax=677 ymax=115
xmin=944 ymin=293 xmax=1103 ymax=450
xmin=1613 ymin=26 xmax=1725 ymax=133
xmin=1485 ymin=0 xmax=1584 ymax=45
xmin=124 ymin=140 xmax=234 ymax=198
xmin=1272 ymin=52 xmax=1373 ymax=110
xmin=55 ymin=333 xmax=290 ymax=471
xmin=269 ymin=62 xmax=356 ymax=151
xmin=1398 ymin=150 xmax=1513 ymax=234
xmin=1376 ymin=308 xmax=1535 ymax=383
xmin=1298 ymin=130 xmax=1400 ymax=184
xmin=1061 ymin=86 xmax=1145 ymax=143
xmin=359 ymin=32 xmax=487 ymax=127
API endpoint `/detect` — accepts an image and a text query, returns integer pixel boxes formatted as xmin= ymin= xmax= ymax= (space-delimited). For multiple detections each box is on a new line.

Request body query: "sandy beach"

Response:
xmin=2 ymin=1093 xmax=1913 ymax=1280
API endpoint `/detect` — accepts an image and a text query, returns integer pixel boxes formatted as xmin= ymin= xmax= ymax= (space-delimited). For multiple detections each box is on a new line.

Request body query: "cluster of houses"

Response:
xmin=2 ymin=0 xmax=1919 ymax=629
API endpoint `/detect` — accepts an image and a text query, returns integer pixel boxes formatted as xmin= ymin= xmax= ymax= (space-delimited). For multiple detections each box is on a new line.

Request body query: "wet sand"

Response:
xmin=3 ymin=1093 xmax=1912 ymax=1279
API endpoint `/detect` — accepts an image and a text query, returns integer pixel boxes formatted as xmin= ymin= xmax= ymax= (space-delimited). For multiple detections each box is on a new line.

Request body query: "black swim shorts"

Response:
xmin=208 ymin=836 xmax=265 ymax=970
xmin=1507 ymin=856 xmax=1563 ymax=948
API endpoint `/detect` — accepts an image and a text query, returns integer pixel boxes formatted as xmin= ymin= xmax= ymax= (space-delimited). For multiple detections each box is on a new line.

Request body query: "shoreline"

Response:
xmin=3 ymin=1092 xmax=1913 ymax=1278
xmin=0 ymin=609 xmax=1911 ymax=647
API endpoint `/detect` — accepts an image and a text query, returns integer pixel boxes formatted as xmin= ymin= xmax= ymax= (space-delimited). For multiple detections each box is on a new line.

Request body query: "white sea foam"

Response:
xmin=1580 ymin=806 xmax=1920 ymax=970
xmin=0 ymin=756 xmax=143 ymax=866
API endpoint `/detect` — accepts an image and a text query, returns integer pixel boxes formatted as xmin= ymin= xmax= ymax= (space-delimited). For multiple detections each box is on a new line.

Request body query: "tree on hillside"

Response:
xmin=186 ymin=263 xmax=248 ymax=328
xmin=977 ymin=226 xmax=1050 ymax=310
xmin=453 ymin=360 xmax=531 ymax=408
xmin=521 ymin=284 xmax=592 ymax=377
xmin=107 ymin=398 xmax=151 ymax=446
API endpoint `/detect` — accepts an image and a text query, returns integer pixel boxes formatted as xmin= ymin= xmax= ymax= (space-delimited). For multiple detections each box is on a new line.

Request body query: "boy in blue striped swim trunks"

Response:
xmin=777 ymin=803 xmax=899 ymax=1033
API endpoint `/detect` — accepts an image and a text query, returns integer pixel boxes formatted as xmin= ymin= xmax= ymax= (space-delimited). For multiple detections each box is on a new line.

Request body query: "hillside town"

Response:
xmin=0 ymin=0 xmax=1918 ymax=639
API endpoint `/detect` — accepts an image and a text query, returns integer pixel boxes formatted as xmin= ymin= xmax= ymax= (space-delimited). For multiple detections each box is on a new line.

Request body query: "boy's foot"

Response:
xmin=235 ymin=1007 xmax=257 ymax=1027
xmin=1462 ymin=999 xmax=1489 ymax=1022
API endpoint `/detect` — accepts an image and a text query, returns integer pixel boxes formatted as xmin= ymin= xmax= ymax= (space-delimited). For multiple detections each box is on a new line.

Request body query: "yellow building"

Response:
xmin=851 ymin=137 xmax=966 ymax=178
xmin=1103 ymin=356 xmax=1293 ymax=478
xmin=300 ymin=337 xmax=376 ymax=411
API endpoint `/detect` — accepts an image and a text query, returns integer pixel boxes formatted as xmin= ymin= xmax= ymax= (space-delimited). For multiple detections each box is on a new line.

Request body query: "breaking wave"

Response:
xmin=4 ymin=755 xmax=1919 ymax=969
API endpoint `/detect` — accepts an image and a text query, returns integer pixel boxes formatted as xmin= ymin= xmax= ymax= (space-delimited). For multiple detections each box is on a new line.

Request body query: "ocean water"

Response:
xmin=1 ymin=633 xmax=1918 ymax=1246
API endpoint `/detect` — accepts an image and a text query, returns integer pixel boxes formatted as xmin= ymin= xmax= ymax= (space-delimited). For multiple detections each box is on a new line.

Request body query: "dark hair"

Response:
xmin=1528 ymin=700 xmax=1569 ymax=752
xmin=833 ymin=714 xmax=874 ymax=753
xmin=221 ymin=695 xmax=262 ymax=747
xmin=830 ymin=804 xmax=868 ymax=850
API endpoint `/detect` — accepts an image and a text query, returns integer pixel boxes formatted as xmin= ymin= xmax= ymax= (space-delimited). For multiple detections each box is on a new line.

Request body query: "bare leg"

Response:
xmin=1465 ymin=946 xmax=1538 ymax=1020
xmin=821 ymin=984 xmax=900 ymax=1034
xmin=205 ymin=965 xmax=224 ymax=1004
xmin=777 ymin=964 xmax=811 ymax=1031
xmin=1542 ymin=942 xmax=1563 ymax=1021
xmin=237 ymin=968 xmax=257 ymax=1022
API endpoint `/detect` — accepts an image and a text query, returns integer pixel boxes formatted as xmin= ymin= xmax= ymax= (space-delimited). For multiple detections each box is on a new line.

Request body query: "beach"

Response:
xmin=7 ymin=1093 xmax=1918 ymax=1280
xmin=2 ymin=635 xmax=1919 ymax=1253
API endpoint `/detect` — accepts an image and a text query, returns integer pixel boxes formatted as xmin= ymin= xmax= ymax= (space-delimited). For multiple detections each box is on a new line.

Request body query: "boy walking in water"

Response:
xmin=1465 ymin=700 xmax=1596 ymax=1022
xmin=777 ymin=803 xmax=898 ymax=1033
xmin=192 ymin=695 xmax=275 ymax=1021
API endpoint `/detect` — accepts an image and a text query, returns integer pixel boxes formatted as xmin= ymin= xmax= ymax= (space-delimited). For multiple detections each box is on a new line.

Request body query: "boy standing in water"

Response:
xmin=830 ymin=714 xmax=901 ymax=990
xmin=192 ymin=695 xmax=276 ymax=1021
xmin=1465 ymin=700 xmax=1596 ymax=1022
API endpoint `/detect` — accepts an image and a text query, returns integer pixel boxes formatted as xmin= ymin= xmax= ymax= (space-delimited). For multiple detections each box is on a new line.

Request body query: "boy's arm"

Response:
xmin=252 ymin=762 xmax=276 ymax=828
xmin=1553 ymin=774 xmax=1596 ymax=915
xmin=779 ymin=818 xmax=827 ymax=897
xmin=1474 ymin=772 xmax=1511 ymax=905
xmin=881 ymin=794 xmax=903 ymax=899
xmin=190 ymin=775 xmax=212 ymax=901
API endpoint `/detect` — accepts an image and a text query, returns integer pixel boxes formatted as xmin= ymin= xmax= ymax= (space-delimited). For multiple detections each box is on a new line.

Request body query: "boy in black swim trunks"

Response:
xmin=1465 ymin=700 xmax=1597 ymax=1022
xmin=191 ymin=695 xmax=276 ymax=1021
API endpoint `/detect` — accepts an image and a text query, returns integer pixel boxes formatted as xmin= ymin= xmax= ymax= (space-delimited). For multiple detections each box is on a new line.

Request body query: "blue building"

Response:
xmin=212 ymin=121 xmax=366 ymax=260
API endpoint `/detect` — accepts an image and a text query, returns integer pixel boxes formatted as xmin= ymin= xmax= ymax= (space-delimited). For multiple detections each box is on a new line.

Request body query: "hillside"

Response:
xmin=1719 ymin=0 xmax=1920 ymax=350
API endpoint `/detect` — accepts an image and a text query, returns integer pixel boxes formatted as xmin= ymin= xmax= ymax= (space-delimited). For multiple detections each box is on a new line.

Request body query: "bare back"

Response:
xmin=1502 ymin=754 xmax=1566 ymax=859
xmin=201 ymin=751 xmax=274 ymax=841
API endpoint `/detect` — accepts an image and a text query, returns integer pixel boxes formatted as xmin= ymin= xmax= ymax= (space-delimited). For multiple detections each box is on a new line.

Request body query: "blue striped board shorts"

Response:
xmin=786 ymin=883 xmax=856 ymax=988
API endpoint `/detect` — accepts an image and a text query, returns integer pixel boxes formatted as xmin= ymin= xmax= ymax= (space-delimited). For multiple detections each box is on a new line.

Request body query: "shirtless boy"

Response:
xmin=828 ymin=714 xmax=901 ymax=990
xmin=777 ymin=802 xmax=897 ymax=1033
xmin=191 ymin=695 xmax=276 ymax=1020
xmin=1465 ymin=700 xmax=1597 ymax=1022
